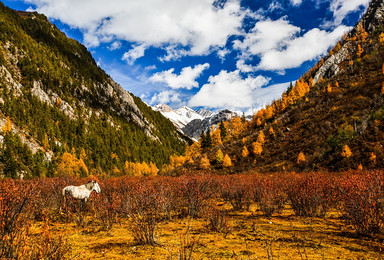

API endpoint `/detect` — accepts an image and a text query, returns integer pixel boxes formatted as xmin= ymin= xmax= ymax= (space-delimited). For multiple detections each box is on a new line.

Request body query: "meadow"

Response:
xmin=1 ymin=171 xmax=383 ymax=259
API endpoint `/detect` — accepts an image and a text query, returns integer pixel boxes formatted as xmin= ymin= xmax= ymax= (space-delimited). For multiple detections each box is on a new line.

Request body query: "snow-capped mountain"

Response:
xmin=153 ymin=104 xmax=206 ymax=129
xmin=153 ymin=104 xmax=241 ymax=140
xmin=182 ymin=109 xmax=239 ymax=140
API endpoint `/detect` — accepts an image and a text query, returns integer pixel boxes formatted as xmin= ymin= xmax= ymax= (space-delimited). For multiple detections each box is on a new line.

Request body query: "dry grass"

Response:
xmin=29 ymin=203 xmax=384 ymax=259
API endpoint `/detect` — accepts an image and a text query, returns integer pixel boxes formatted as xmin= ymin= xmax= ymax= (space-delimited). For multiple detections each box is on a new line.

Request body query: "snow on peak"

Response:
xmin=153 ymin=104 xmax=204 ymax=129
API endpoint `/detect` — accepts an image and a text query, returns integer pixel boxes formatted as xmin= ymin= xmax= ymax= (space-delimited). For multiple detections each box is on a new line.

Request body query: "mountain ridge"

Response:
xmin=0 ymin=3 xmax=186 ymax=178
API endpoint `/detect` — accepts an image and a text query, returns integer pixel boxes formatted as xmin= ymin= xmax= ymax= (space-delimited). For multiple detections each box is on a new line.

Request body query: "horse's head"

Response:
xmin=92 ymin=181 xmax=101 ymax=193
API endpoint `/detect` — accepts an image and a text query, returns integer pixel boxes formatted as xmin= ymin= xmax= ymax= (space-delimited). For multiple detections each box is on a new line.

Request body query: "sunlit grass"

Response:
xmin=30 ymin=203 xmax=383 ymax=259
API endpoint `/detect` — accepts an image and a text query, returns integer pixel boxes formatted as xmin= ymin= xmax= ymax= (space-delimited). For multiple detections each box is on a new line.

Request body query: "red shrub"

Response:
xmin=254 ymin=175 xmax=287 ymax=217
xmin=0 ymin=180 xmax=37 ymax=258
xmin=179 ymin=174 xmax=218 ymax=218
xmin=285 ymin=172 xmax=340 ymax=217
xmin=219 ymin=174 xmax=253 ymax=211
xmin=341 ymin=171 xmax=384 ymax=234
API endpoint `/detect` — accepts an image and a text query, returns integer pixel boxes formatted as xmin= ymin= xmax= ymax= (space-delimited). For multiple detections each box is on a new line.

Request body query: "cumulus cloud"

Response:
xmin=326 ymin=0 xmax=369 ymax=27
xmin=122 ymin=44 xmax=146 ymax=65
xmin=233 ymin=18 xmax=300 ymax=57
xmin=149 ymin=63 xmax=210 ymax=90
xmin=256 ymin=25 xmax=350 ymax=71
xmin=234 ymin=18 xmax=350 ymax=71
xmin=188 ymin=70 xmax=270 ymax=109
xmin=151 ymin=90 xmax=181 ymax=105
xmin=26 ymin=0 xmax=246 ymax=56
xmin=236 ymin=60 xmax=257 ymax=73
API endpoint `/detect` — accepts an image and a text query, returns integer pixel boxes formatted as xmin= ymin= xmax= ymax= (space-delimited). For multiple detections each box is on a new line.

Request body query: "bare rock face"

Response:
xmin=359 ymin=0 xmax=384 ymax=33
xmin=313 ymin=42 xmax=352 ymax=84
xmin=313 ymin=0 xmax=384 ymax=84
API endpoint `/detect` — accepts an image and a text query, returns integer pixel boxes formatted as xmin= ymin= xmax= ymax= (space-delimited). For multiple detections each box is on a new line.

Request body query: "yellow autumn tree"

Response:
xmin=252 ymin=141 xmax=263 ymax=155
xmin=229 ymin=117 xmax=245 ymax=139
xmin=257 ymin=131 xmax=265 ymax=144
xmin=297 ymin=151 xmax=306 ymax=165
xmin=211 ymin=126 xmax=222 ymax=147
xmin=242 ymin=146 xmax=249 ymax=158
xmin=200 ymin=154 xmax=211 ymax=170
xmin=170 ymin=155 xmax=187 ymax=168
xmin=2 ymin=116 xmax=12 ymax=133
xmin=356 ymin=22 xmax=368 ymax=42
xmin=185 ymin=142 xmax=201 ymax=163
xmin=216 ymin=149 xmax=224 ymax=164
xmin=269 ymin=126 xmax=275 ymax=135
xmin=56 ymin=152 xmax=89 ymax=177
xmin=357 ymin=44 xmax=363 ymax=58
xmin=223 ymin=154 xmax=232 ymax=168
xmin=341 ymin=145 xmax=352 ymax=158
xmin=369 ymin=152 xmax=377 ymax=164
xmin=80 ymin=148 xmax=87 ymax=160
xmin=380 ymin=33 xmax=384 ymax=45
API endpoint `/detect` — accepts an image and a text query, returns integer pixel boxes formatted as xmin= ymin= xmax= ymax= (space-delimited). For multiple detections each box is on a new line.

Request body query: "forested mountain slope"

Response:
xmin=0 ymin=2 xmax=187 ymax=178
xmin=180 ymin=0 xmax=384 ymax=173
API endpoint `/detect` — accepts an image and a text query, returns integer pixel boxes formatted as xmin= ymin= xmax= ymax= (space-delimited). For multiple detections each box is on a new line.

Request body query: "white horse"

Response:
xmin=62 ymin=180 xmax=101 ymax=203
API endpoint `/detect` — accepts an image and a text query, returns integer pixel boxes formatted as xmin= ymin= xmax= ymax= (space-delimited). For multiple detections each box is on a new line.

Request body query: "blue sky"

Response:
xmin=3 ymin=0 xmax=369 ymax=114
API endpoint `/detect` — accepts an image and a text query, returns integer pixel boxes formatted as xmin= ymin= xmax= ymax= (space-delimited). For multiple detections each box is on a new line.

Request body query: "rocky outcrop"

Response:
xmin=313 ymin=42 xmax=352 ymax=84
xmin=313 ymin=0 xmax=384 ymax=84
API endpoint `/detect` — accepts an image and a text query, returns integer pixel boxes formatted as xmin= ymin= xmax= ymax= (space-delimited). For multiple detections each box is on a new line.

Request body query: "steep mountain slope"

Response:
xmin=185 ymin=0 xmax=384 ymax=173
xmin=0 ymin=3 xmax=186 ymax=178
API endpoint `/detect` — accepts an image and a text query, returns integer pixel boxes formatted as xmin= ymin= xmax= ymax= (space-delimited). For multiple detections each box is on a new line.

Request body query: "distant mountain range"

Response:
xmin=153 ymin=104 xmax=239 ymax=139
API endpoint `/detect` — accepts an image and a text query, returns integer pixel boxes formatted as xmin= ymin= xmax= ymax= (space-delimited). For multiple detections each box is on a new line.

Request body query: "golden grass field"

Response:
xmin=32 ymin=203 xmax=383 ymax=259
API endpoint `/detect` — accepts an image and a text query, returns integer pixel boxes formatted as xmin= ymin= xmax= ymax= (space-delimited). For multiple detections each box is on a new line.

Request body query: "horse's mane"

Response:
xmin=84 ymin=181 xmax=95 ymax=191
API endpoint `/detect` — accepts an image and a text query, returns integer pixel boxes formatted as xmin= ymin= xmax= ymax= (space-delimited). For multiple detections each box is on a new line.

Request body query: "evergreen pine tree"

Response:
xmin=201 ymin=129 xmax=212 ymax=149
xmin=219 ymin=121 xmax=227 ymax=141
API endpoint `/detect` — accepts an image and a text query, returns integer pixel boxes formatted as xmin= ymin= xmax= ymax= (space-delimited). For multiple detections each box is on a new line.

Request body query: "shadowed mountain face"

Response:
xmin=0 ymin=3 xmax=187 ymax=178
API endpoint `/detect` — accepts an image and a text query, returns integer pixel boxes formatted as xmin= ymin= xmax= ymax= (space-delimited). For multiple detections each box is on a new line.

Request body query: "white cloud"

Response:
xmin=326 ymin=0 xmax=369 ymax=27
xmin=245 ymin=82 xmax=291 ymax=114
xmin=233 ymin=18 xmax=300 ymax=57
xmin=217 ymin=48 xmax=230 ymax=62
xmin=234 ymin=17 xmax=350 ymax=71
xmin=290 ymin=0 xmax=303 ymax=6
xmin=159 ymin=45 xmax=189 ymax=62
xmin=256 ymin=25 xmax=350 ymax=71
xmin=151 ymin=90 xmax=181 ymax=105
xmin=236 ymin=59 xmax=257 ymax=73
xmin=122 ymin=44 xmax=146 ymax=65
xmin=150 ymin=63 xmax=210 ymax=90
xmin=108 ymin=41 xmax=122 ymax=50
xmin=26 ymin=0 xmax=247 ymax=57
xmin=188 ymin=70 xmax=270 ymax=109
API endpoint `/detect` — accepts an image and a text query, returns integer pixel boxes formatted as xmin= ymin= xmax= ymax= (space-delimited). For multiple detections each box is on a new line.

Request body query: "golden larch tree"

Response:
xmin=252 ymin=141 xmax=263 ymax=156
xmin=297 ymin=151 xmax=306 ymax=165
xmin=223 ymin=154 xmax=232 ymax=168
xmin=200 ymin=154 xmax=211 ymax=170
xmin=2 ymin=116 xmax=12 ymax=133
xmin=216 ymin=149 xmax=224 ymax=164
xmin=341 ymin=145 xmax=352 ymax=158
xmin=242 ymin=146 xmax=249 ymax=158
xmin=257 ymin=130 xmax=265 ymax=144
